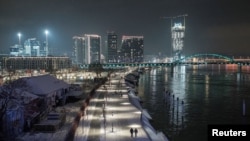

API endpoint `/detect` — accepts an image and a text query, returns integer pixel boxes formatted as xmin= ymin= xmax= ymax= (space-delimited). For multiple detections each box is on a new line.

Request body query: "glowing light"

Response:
xmin=45 ymin=30 xmax=49 ymax=35
xmin=17 ymin=33 xmax=21 ymax=38
xmin=17 ymin=32 xmax=21 ymax=45
xmin=44 ymin=29 xmax=49 ymax=57
xmin=121 ymin=102 xmax=130 ymax=105
xmin=127 ymin=124 xmax=141 ymax=128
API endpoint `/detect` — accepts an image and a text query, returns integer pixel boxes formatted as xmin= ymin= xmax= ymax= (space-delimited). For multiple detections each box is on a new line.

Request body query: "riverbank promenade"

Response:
xmin=74 ymin=73 xmax=151 ymax=141
xmin=16 ymin=72 xmax=166 ymax=141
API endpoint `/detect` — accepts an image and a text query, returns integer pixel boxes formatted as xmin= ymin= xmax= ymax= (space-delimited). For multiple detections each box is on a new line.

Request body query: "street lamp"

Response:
xmin=45 ymin=30 xmax=49 ymax=57
xmin=17 ymin=33 xmax=21 ymax=45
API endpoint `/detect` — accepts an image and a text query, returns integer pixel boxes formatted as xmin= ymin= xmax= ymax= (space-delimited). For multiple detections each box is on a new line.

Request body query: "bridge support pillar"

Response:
xmin=170 ymin=65 xmax=174 ymax=73
xmin=237 ymin=64 xmax=242 ymax=73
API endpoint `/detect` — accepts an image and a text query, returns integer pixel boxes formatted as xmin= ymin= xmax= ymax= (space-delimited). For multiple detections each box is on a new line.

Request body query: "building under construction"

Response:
xmin=1 ymin=57 xmax=72 ymax=72
xmin=171 ymin=14 xmax=187 ymax=61
xmin=162 ymin=14 xmax=187 ymax=61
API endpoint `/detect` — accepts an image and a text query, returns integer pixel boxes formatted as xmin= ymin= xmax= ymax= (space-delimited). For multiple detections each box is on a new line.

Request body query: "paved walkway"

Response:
xmin=74 ymin=73 xmax=151 ymax=141
xmin=17 ymin=72 xmax=165 ymax=141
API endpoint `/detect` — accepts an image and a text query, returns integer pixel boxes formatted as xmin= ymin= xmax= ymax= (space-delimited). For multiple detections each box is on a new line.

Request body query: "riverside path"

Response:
xmin=74 ymin=72 xmax=151 ymax=141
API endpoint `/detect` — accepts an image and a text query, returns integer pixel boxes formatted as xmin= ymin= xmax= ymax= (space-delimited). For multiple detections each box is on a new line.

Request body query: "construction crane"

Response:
xmin=161 ymin=14 xmax=188 ymax=27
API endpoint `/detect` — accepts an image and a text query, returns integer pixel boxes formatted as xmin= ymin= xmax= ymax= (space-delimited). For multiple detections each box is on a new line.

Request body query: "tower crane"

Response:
xmin=161 ymin=14 xmax=188 ymax=27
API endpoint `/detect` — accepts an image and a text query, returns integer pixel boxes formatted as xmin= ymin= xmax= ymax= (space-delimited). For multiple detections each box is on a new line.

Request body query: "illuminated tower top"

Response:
xmin=170 ymin=15 xmax=187 ymax=61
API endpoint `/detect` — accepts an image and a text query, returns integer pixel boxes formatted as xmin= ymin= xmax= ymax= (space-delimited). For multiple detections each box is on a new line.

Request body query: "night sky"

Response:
xmin=1 ymin=0 xmax=250 ymax=57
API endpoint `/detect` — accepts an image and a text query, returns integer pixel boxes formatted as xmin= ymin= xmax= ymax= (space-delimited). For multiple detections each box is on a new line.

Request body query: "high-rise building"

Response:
xmin=172 ymin=22 xmax=185 ymax=61
xmin=23 ymin=38 xmax=44 ymax=56
xmin=72 ymin=34 xmax=101 ymax=65
xmin=121 ymin=36 xmax=144 ymax=63
xmin=10 ymin=37 xmax=48 ymax=57
xmin=85 ymin=34 xmax=101 ymax=64
xmin=117 ymin=49 xmax=122 ymax=63
xmin=72 ymin=36 xmax=85 ymax=65
xmin=10 ymin=44 xmax=23 ymax=56
xmin=107 ymin=32 xmax=118 ymax=63
xmin=163 ymin=14 xmax=187 ymax=61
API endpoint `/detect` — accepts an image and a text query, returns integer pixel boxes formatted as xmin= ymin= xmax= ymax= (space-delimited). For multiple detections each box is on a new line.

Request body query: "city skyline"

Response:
xmin=1 ymin=0 xmax=250 ymax=57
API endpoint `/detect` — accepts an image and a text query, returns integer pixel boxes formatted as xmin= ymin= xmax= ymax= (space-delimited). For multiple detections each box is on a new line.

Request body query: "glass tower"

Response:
xmin=107 ymin=32 xmax=118 ymax=63
xmin=121 ymin=36 xmax=144 ymax=63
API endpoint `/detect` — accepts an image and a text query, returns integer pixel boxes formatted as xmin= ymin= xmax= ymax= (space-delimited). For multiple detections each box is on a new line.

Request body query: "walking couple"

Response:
xmin=130 ymin=128 xmax=138 ymax=137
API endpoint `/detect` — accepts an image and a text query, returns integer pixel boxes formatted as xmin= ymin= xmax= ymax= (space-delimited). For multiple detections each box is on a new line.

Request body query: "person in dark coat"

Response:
xmin=134 ymin=128 xmax=138 ymax=137
xmin=130 ymin=128 xmax=134 ymax=137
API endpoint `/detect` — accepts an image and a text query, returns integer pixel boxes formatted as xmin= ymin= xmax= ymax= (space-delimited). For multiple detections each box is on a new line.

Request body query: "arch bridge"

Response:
xmin=174 ymin=53 xmax=234 ymax=63
xmin=79 ymin=53 xmax=250 ymax=69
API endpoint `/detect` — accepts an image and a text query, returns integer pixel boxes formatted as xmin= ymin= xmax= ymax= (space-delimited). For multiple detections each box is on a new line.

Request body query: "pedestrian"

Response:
xmin=27 ymin=118 xmax=31 ymax=130
xmin=130 ymin=128 xmax=134 ymax=137
xmin=134 ymin=128 xmax=138 ymax=137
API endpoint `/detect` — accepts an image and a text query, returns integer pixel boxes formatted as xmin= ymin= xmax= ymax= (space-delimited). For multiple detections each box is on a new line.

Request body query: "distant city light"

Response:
xmin=17 ymin=32 xmax=21 ymax=45
xmin=173 ymin=23 xmax=184 ymax=29
xmin=45 ymin=30 xmax=49 ymax=57
xmin=45 ymin=30 xmax=49 ymax=35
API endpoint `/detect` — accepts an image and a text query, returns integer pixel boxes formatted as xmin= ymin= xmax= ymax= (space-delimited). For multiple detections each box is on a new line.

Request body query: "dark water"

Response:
xmin=137 ymin=64 xmax=250 ymax=141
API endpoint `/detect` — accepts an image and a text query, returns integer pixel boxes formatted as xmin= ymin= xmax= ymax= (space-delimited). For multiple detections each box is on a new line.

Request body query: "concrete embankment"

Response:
xmin=125 ymin=71 xmax=169 ymax=141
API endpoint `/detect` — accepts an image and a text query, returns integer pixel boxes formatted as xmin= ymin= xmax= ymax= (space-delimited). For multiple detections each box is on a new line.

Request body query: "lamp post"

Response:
xmin=45 ymin=30 xmax=49 ymax=57
xmin=17 ymin=33 xmax=21 ymax=45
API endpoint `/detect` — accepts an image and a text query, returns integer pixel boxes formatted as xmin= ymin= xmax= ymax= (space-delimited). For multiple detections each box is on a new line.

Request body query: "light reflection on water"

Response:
xmin=138 ymin=65 xmax=250 ymax=141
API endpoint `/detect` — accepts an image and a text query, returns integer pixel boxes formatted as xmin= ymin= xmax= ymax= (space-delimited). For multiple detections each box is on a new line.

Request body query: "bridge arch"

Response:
xmin=175 ymin=53 xmax=234 ymax=62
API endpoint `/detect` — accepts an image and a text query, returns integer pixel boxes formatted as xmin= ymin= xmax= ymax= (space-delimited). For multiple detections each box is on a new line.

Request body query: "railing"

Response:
xmin=78 ymin=61 xmax=250 ymax=69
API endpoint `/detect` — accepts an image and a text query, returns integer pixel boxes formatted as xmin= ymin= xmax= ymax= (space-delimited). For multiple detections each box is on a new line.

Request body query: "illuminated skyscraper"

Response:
xmin=10 ymin=37 xmax=49 ymax=57
xmin=170 ymin=14 xmax=187 ymax=61
xmin=85 ymin=34 xmax=101 ymax=64
xmin=72 ymin=36 xmax=85 ymax=65
xmin=72 ymin=34 xmax=101 ymax=65
xmin=121 ymin=36 xmax=144 ymax=63
xmin=172 ymin=22 xmax=185 ymax=60
xmin=107 ymin=32 xmax=118 ymax=63
xmin=23 ymin=38 xmax=42 ymax=56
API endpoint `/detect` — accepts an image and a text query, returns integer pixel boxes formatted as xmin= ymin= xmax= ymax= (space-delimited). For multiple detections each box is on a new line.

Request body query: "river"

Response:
xmin=137 ymin=64 xmax=250 ymax=141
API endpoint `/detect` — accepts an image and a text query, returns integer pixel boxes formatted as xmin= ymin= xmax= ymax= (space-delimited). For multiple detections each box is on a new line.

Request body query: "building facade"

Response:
xmin=10 ymin=44 xmax=23 ymax=56
xmin=2 ymin=57 xmax=71 ymax=71
xmin=107 ymin=32 xmax=118 ymax=63
xmin=10 ymin=37 xmax=48 ymax=57
xmin=72 ymin=34 xmax=101 ymax=65
xmin=85 ymin=34 xmax=101 ymax=64
xmin=171 ymin=23 xmax=185 ymax=61
xmin=72 ymin=36 xmax=85 ymax=65
xmin=24 ymin=38 xmax=46 ymax=56
xmin=120 ymin=36 xmax=144 ymax=63
xmin=9 ymin=38 xmax=48 ymax=57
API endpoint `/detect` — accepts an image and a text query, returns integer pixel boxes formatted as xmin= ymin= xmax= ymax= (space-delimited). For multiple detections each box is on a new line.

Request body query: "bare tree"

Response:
xmin=0 ymin=82 xmax=21 ymax=134
xmin=88 ymin=63 xmax=104 ymax=78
